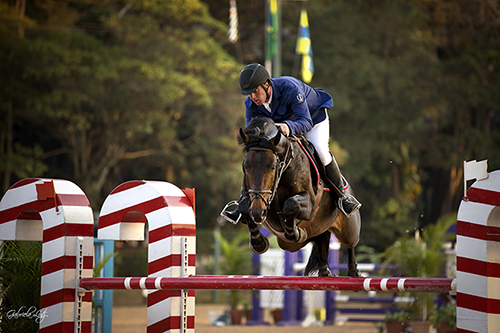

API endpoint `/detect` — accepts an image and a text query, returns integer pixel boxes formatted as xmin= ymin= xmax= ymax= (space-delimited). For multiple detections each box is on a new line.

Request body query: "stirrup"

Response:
xmin=338 ymin=194 xmax=361 ymax=218
xmin=220 ymin=200 xmax=240 ymax=225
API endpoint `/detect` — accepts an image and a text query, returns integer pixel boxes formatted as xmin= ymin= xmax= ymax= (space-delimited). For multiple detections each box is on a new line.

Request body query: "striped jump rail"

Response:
xmin=80 ymin=275 xmax=456 ymax=294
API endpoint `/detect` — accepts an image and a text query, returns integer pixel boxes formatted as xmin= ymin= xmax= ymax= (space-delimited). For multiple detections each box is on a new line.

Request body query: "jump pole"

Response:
xmin=80 ymin=275 xmax=456 ymax=294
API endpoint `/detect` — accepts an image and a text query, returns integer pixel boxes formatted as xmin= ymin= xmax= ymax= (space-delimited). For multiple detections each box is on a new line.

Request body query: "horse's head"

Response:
xmin=238 ymin=117 xmax=289 ymax=223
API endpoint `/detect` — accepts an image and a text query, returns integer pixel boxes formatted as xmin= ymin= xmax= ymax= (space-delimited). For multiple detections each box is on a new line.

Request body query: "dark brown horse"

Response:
xmin=237 ymin=117 xmax=361 ymax=277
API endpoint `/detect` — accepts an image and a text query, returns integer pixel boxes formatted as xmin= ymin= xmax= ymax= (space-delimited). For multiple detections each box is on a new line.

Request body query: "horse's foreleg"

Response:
xmin=239 ymin=195 xmax=269 ymax=254
xmin=282 ymin=193 xmax=312 ymax=243
xmin=247 ymin=220 xmax=269 ymax=254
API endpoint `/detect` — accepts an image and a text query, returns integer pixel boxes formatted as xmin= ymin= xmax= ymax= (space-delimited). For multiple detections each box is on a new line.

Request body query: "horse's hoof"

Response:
xmin=297 ymin=228 xmax=308 ymax=243
xmin=319 ymin=267 xmax=333 ymax=277
xmin=284 ymin=228 xmax=307 ymax=243
xmin=284 ymin=229 xmax=299 ymax=242
xmin=250 ymin=236 xmax=269 ymax=254
xmin=348 ymin=269 xmax=360 ymax=277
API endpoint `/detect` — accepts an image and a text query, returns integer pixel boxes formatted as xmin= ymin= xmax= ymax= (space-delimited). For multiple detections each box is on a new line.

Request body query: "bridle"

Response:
xmin=244 ymin=136 xmax=294 ymax=211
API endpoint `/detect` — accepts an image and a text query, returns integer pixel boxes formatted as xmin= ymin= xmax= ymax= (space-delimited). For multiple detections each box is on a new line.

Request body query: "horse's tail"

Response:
xmin=304 ymin=231 xmax=332 ymax=277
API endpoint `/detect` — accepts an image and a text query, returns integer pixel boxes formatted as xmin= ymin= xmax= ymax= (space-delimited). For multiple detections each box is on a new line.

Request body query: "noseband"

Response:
xmin=244 ymin=140 xmax=293 ymax=210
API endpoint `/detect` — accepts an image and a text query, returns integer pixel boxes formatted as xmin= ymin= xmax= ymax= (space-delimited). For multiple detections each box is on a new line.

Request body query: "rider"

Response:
xmin=222 ymin=63 xmax=361 ymax=223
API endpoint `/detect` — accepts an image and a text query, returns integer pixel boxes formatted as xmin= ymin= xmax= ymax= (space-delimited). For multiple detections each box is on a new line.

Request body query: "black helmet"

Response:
xmin=239 ymin=63 xmax=270 ymax=95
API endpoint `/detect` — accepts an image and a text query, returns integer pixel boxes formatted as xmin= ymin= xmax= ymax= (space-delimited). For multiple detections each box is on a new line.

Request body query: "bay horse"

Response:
xmin=236 ymin=117 xmax=361 ymax=277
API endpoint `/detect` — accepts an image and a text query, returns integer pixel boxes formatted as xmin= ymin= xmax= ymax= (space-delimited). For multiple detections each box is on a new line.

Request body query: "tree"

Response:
xmin=410 ymin=0 xmax=500 ymax=221
xmin=0 ymin=0 xmax=244 ymax=227
xmin=302 ymin=0 xmax=439 ymax=248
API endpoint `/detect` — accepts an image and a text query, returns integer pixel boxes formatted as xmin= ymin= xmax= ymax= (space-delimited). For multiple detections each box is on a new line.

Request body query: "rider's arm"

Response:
xmin=282 ymin=89 xmax=313 ymax=136
xmin=245 ymin=97 xmax=259 ymax=126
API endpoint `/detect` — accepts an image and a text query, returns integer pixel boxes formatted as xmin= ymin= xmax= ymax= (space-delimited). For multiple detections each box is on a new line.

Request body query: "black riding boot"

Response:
xmin=220 ymin=188 xmax=247 ymax=224
xmin=324 ymin=156 xmax=361 ymax=218
xmin=221 ymin=202 xmax=241 ymax=224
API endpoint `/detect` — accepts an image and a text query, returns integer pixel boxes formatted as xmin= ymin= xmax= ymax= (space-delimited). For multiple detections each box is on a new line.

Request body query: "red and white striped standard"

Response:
xmin=98 ymin=181 xmax=196 ymax=333
xmin=0 ymin=178 xmax=94 ymax=332
xmin=457 ymin=170 xmax=500 ymax=333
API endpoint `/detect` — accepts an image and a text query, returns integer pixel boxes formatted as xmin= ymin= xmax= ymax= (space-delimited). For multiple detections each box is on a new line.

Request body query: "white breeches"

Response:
xmin=304 ymin=116 xmax=333 ymax=166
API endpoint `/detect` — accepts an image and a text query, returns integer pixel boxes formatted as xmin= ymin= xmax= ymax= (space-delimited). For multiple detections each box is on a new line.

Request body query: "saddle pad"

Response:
xmin=295 ymin=137 xmax=349 ymax=191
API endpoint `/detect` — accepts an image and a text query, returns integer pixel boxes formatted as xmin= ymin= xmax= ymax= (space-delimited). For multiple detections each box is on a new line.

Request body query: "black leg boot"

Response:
xmin=324 ymin=156 xmax=361 ymax=218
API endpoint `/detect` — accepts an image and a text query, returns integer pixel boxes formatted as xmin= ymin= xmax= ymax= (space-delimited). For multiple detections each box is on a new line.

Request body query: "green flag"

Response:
xmin=266 ymin=0 xmax=278 ymax=61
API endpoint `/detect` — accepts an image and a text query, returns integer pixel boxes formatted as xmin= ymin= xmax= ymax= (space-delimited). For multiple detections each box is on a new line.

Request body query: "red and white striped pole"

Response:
xmin=80 ymin=275 xmax=456 ymax=294
xmin=0 ymin=178 xmax=94 ymax=332
xmin=457 ymin=169 xmax=500 ymax=332
xmin=97 ymin=180 xmax=196 ymax=333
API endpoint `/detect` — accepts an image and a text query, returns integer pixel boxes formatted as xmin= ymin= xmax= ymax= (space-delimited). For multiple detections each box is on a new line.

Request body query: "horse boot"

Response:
xmin=324 ymin=155 xmax=361 ymax=218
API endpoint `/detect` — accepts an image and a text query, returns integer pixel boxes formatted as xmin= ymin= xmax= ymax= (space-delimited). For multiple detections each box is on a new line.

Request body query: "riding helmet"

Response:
xmin=239 ymin=63 xmax=270 ymax=95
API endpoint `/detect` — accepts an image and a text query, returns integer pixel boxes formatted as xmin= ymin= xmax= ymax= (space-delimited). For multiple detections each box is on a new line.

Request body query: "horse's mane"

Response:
xmin=238 ymin=117 xmax=286 ymax=154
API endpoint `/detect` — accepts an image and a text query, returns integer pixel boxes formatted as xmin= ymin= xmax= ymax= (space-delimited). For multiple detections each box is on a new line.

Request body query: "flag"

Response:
xmin=36 ymin=180 xmax=59 ymax=212
xmin=266 ymin=0 xmax=278 ymax=61
xmin=463 ymin=159 xmax=488 ymax=199
xmin=228 ymin=0 xmax=238 ymax=44
xmin=464 ymin=159 xmax=488 ymax=181
xmin=295 ymin=9 xmax=314 ymax=83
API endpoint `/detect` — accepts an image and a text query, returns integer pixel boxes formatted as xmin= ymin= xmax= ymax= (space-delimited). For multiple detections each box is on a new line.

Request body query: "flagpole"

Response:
xmin=463 ymin=160 xmax=468 ymax=200
xmin=266 ymin=0 xmax=308 ymax=77
xmin=274 ymin=0 xmax=282 ymax=77
xmin=265 ymin=0 xmax=272 ymax=75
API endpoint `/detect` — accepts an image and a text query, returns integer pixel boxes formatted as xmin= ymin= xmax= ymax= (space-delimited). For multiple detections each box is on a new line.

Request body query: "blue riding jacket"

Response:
xmin=245 ymin=76 xmax=333 ymax=136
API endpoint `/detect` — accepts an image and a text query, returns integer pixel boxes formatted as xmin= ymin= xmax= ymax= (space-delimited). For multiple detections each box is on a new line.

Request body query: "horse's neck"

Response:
xmin=282 ymin=141 xmax=311 ymax=183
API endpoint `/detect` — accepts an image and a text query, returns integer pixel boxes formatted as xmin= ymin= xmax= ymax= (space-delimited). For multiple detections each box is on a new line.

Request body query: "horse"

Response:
xmin=236 ymin=117 xmax=361 ymax=277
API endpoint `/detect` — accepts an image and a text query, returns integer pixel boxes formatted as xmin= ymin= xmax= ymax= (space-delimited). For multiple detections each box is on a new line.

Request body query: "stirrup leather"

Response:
xmin=338 ymin=194 xmax=361 ymax=218
xmin=220 ymin=200 xmax=240 ymax=225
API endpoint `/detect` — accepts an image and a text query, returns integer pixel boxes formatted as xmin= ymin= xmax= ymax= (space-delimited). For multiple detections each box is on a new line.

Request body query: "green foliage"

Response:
xmin=385 ymin=310 xmax=411 ymax=323
xmin=113 ymin=248 xmax=148 ymax=277
xmin=93 ymin=251 xmax=118 ymax=278
xmin=0 ymin=241 xmax=42 ymax=332
xmin=0 ymin=0 xmax=243 ymax=229
xmin=381 ymin=214 xmax=456 ymax=320
xmin=213 ymin=229 xmax=252 ymax=309
xmin=215 ymin=230 xmax=252 ymax=277
xmin=354 ymin=244 xmax=382 ymax=264
xmin=430 ymin=302 xmax=456 ymax=329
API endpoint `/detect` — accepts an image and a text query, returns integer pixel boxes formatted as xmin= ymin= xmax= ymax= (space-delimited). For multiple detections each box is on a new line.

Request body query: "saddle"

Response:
xmin=292 ymin=136 xmax=348 ymax=192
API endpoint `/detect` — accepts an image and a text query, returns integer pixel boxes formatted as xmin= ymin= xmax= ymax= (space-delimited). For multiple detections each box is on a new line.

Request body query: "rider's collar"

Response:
xmin=263 ymin=87 xmax=272 ymax=112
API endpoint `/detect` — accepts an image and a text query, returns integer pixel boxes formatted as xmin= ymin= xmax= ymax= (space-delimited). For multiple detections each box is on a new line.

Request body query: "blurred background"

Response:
xmin=1 ymin=0 xmax=499 ymax=255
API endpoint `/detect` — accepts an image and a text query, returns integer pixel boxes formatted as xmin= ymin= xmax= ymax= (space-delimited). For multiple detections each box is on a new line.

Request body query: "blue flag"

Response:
xmin=295 ymin=10 xmax=313 ymax=83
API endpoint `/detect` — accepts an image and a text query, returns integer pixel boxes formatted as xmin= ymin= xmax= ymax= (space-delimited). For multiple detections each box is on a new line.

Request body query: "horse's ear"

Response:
xmin=237 ymin=128 xmax=248 ymax=145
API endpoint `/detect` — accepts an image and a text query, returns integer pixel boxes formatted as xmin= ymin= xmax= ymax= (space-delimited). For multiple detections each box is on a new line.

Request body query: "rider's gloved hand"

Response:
xmin=275 ymin=123 xmax=290 ymax=136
